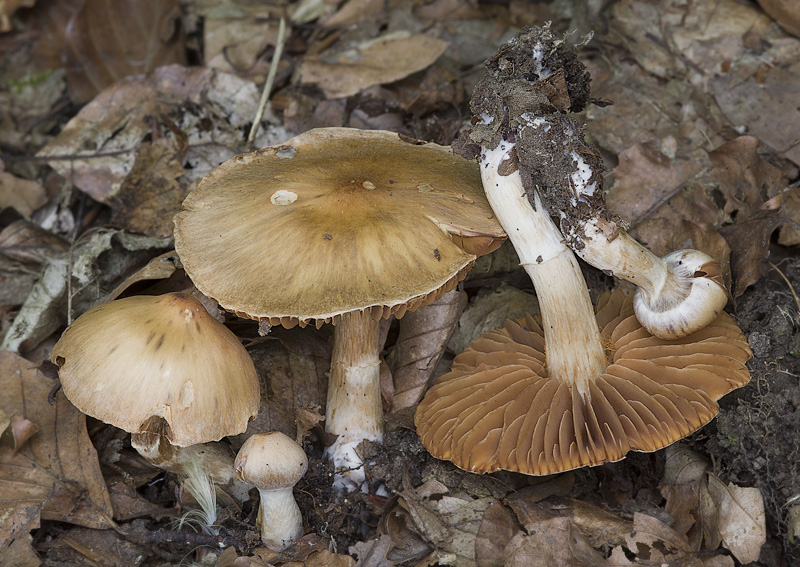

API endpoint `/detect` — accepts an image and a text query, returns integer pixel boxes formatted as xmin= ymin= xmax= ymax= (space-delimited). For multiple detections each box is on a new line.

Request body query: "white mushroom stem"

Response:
xmin=324 ymin=309 xmax=382 ymax=491
xmin=254 ymin=486 xmax=304 ymax=550
xmin=481 ymin=141 xmax=606 ymax=394
xmin=131 ymin=433 xmax=251 ymax=502
xmin=573 ymin=219 xmax=727 ymax=339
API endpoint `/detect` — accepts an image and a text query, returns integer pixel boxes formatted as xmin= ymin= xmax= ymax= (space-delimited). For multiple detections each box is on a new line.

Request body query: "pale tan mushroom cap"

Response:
xmin=414 ymin=290 xmax=752 ymax=475
xmin=235 ymin=432 xmax=309 ymax=490
xmin=51 ymin=293 xmax=259 ymax=447
xmin=174 ymin=128 xmax=506 ymax=327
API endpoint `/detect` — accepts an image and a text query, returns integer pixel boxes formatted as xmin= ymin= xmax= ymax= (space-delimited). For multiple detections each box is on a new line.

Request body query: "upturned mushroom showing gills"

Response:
xmin=173 ymin=127 xmax=506 ymax=491
xmin=415 ymin=25 xmax=752 ymax=475
xmin=455 ymin=25 xmax=726 ymax=340
xmin=50 ymin=293 xmax=259 ymax=492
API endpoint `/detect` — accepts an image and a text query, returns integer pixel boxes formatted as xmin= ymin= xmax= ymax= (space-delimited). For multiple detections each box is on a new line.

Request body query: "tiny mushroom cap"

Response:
xmin=50 ymin=292 xmax=259 ymax=447
xmin=234 ymin=431 xmax=309 ymax=490
xmin=174 ymin=127 xmax=506 ymax=489
xmin=415 ymin=290 xmax=752 ymax=475
xmin=234 ymin=432 xmax=309 ymax=551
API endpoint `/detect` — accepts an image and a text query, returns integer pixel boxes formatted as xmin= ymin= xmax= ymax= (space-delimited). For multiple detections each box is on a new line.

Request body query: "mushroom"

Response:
xmin=234 ymin=432 xmax=308 ymax=551
xmin=50 ymin=292 xmax=259 ymax=497
xmin=173 ymin=127 xmax=506 ymax=490
xmin=456 ymin=25 xmax=726 ymax=339
xmin=414 ymin=26 xmax=752 ymax=474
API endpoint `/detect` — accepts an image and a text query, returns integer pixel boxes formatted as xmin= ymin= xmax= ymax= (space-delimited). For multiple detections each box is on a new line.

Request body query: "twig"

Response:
xmin=0 ymin=148 xmax=137 ymax=162
xmin=247 ymin=17 xmax=287 ymax=146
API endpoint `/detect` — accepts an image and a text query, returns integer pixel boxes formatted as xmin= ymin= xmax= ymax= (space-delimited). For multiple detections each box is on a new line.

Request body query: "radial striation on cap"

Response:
xmin=174 ymin=128 xmax=506 ymax=327
xmin=415 ymin=290 xmax=752 ymax=475
xmin=51 ymin=293 xmax=260 ymax=447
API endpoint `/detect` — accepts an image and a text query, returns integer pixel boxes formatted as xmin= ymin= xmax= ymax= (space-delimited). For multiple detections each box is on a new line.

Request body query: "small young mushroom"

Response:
xmin=234 ymin=432 xmax=308 ymax=551
xmin=415 ymin=26 xmax=752 ymax=475
xmin=174 ymin=127 xmax=506 ymax=491
xmin=50 ymin=292 xmax=259 ymax=498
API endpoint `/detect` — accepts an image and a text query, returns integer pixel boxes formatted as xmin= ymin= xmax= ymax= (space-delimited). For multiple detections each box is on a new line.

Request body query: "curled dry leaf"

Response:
xmin=299 ymin=32 xmax=449 ymax=99
xmin=0 ymin=351 xmax=114 ymax=554
xmin=387 ymin=288 xmax=466 ymax=412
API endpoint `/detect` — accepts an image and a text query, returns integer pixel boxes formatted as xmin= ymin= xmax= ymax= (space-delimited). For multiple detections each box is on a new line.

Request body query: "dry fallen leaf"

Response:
xmin=38 ymin=65 xmax=287 ymax=216
xmin=299 ymin=32 xmax=449 ymax=99
xmin=448 ymin=284 xmax=539 ymax=354
xmin=474 ymin=499 xmax=520 ymax=567
xmin=387 ymin=288 xmax=466 ymax=412
xmin=108 ymin=129 xmax=188 ymax=238
xmin=232 ymin=329 xmax=329 ymax=447
xmin=0 ymin=171 xmax=47 ymax=218
xmin=704 ymin=473 xmax=767 ymax=564
xmin=0 ymin=351 xmax=115 ymax=555
xmin=34 ymin=0 xmax=185 ymax=103
xmin=756 ymin=0 xmax=800 ymax=37
xmin=1 ymin=229 xmax=171 ymax=353
xmin=0 ymin=220 xmax=70 ymax=266
xmin=502 ymin=517 xmax=606 ymax=567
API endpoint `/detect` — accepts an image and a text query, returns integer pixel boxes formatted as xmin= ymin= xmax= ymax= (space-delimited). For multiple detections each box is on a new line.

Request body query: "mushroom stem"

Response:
xmin=324 ymin=309 xmax=382 ymax=488
xmin=481 ymin=141 xmax=606 ymax=393
xmin=255 ymin=487 xmax=303 ymax=551
xmin=572 ymin=219 xmax=727 ymax=339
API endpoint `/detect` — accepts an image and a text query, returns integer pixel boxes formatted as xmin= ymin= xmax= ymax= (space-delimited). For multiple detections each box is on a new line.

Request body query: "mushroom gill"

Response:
xmin=414 ymin=290 xmax=752 ymax=475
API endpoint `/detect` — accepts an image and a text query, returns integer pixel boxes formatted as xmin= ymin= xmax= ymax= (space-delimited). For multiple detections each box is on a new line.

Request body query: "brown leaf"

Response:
xmin=9 ymin=415 xmax=38 ymax=454
xmin=349 ymin=534 xmax=394 ymax=567
xmin=502 ymin=517 xmax=607 ymax=567
xmin=0 ymin=535 xmax=41 ymax=567
xmin=0 ymin=220 xmax=70 ymax=266
xmin=108 ymin=130 xmax=188 ymax=238
xmin=106 ymin=250 xmax=182 ymax=301
xmin=0 ymin=172 xmax=47 ymax=219
xmin=475 ymin=500 xmax=520 ymax=567
xmin=713 ymin=63 xmax=800 ymax=168
xmin=0 ymin=0 xmax=35 ymax=32
xmin=756 ymin=0 xmax=800 ymax=37
xmin=0 ymin=352 xmax=115 ymax=552
xmin=718 ymin=207 xmax=783 ymax=298
xmin=608 ymin=142 xmax=710 ymax=226
xmin=232 ymin=330 xmax=329 ymax=447
xmin=37 ymin=0 xmax=185 ymax=103
xmin=708 ymin=136 xmax=785 ymax=219
xmin=704 ymin=474 xmax=766 ymax=564
xmin=41 ymin=525 xmax=145 ymax=567
xmin=387 ymin=288 xmax=466 ymax=412
xmin=299 ymin=33 xmax=449 ymax=99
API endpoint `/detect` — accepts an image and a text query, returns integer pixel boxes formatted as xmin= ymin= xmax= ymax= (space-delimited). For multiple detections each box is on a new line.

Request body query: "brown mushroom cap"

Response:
xmin=414 ymin=290 xmax=752 ymax=475
xmin=51 ymin=293 xmax=259 ymax=447
xmin=173 ymin=128 xmax=506 ymax=328
xmin=234 ymin=432 xmax=309 ymax=490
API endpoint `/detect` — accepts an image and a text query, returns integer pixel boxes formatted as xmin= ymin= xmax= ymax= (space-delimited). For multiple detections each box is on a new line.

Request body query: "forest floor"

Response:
xmin=1 ymin=0 xmax=799 ymax=566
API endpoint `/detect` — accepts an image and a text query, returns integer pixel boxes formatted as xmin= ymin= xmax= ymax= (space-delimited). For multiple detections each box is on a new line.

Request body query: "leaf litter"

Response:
xmin=1 ymin=0 xmax=799 ymax=564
